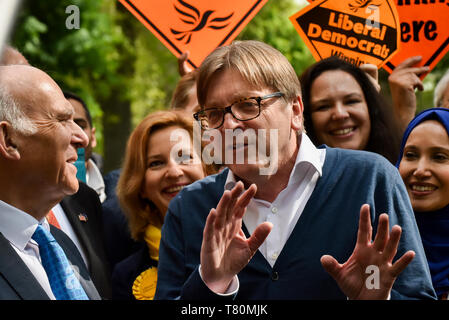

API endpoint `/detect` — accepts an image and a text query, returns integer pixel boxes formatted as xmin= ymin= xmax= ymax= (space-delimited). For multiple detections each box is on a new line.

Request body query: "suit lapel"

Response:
xmin=0 ymin=233 xmax=50 ymax=300
xmin=51 ymin=227 xmax=101 ymax=300
xmin=60 ymin=196 xmax=93 ymax=267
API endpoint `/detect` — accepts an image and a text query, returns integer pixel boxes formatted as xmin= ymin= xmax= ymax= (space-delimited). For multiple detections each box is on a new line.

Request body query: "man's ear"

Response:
xmin=291 ymin=96 xmax=304 ymax=132
xmin=0 ymin=122 xmax=21 ymax=160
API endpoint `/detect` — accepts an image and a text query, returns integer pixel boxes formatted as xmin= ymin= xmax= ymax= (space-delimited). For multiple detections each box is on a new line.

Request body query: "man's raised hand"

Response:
xmin=320 ymin=204 xmax=415 ymax=300
xmin=200 ymin=181 xmax=272 ymax=294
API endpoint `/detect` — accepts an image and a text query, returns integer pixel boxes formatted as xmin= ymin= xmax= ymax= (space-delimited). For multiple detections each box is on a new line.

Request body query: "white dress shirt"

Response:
xmin=0 ymin=200 xmax=56 ymax=299
xmin=86 ymin=159 xmax=106 ymax=203
xmin=199 ymin=133 xmax=326 ymax=294
xmin=225 ymin=133 xmax=326 ymax=267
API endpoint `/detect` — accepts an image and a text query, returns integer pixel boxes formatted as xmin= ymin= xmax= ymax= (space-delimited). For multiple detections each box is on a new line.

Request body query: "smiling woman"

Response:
xmin=300 ymin=57 xmax=401 ymax=164
xmin=397 ymin=107 xmax=449 ymax=299
xmin=111 ymin=110 xmax=213 ymax=300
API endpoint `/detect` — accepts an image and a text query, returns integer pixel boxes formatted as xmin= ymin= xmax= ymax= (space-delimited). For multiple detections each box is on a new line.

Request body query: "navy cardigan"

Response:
xmin=155 ymin=146 xmax=436 ymax=300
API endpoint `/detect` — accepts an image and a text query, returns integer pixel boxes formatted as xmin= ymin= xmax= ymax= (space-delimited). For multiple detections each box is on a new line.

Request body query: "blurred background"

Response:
xmin=6 ymin=0 xmax=449 ymax=173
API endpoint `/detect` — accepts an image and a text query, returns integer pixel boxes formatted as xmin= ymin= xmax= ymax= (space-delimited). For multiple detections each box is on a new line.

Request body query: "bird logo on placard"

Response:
xmin=348 ymin=0 xmax=381 ymax=12
xmin=170 ymin=0 xmax=234 ymax=44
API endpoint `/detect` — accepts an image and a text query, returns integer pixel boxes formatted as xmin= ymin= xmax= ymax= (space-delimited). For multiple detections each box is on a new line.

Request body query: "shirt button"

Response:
xmin=271 ymin=271 xmax=279 ymax=281
xmin=271 ymin=252 xmax=278 ymax=260
xmin=271 ymin=206 xmax=278 ymax=214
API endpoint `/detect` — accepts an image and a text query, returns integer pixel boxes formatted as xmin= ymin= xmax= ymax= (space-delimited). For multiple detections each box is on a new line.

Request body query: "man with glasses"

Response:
xmin=155 ymin=40 xmax=436 ymax=300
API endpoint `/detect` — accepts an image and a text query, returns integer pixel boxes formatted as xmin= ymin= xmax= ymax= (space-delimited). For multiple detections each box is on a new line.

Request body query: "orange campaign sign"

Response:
xmin=118 ymin=0 xmax=268 ymax=68
xmin=290 ymin=0 xmax=401 ymax=68
xmin=382 ymin=1 xmax=449 ymax=78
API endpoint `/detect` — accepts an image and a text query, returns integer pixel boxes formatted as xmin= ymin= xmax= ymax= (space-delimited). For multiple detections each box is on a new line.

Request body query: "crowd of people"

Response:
xmin=1 ymin=38 xmax=449 ymax=300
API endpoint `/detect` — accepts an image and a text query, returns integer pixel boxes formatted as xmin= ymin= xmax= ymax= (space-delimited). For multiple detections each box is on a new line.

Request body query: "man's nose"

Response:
xmin=71 ymin=121 xmax=89 ymax=149
xmin=222 ymin=109 xmax=242 ymax=130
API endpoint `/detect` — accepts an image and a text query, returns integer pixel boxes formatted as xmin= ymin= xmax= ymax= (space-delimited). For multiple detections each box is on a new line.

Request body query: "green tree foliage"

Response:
xmin=12 ymin=0 xmax=184 ymax=172
xmin=11 ymin=0 xmax=313 ymax=172
xmin=13 ymin=0 xmax=134 ymax=172
xmin=238 ymin=0 xmax=314 ymax=76
xmin=128 ymin=22 xmax=179 ymax=128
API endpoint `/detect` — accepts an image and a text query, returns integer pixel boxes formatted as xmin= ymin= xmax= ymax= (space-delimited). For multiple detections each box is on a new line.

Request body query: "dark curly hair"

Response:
xmin=300 ymin=57 xmax=401 ymax=164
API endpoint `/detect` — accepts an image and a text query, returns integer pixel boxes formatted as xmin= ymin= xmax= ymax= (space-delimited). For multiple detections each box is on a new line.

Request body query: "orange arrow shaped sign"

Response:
xmin=382 ymin=1 xmax=449 ymax=79
xmin=290 ymin=0 xmax=401 ymax=68
xmin=119 ymin=0 xmax=268 ymax=68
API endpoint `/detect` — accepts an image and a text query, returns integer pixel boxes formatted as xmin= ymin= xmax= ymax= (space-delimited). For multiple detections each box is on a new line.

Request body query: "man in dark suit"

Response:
xmin=0 ymin=64 xmax=100 ymax=299
xmin=1 ymin=46 xmax=111 ymax=299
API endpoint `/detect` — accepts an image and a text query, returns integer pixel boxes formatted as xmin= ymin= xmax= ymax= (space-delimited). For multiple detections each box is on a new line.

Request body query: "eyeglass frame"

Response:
xmin=193 ymin=91 xmax=285 ymax=130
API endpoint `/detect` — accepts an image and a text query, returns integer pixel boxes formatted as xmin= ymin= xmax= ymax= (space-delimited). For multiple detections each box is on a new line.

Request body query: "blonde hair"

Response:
xmin=117 ymin=110 xmax=211 ymax=241
xmin=197 ymin=40 xmax=301 ymax=107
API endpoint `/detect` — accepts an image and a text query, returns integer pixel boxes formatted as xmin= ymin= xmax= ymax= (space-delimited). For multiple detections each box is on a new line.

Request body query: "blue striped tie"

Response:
xmin=32 ymin=224 xmax=89 ymax=300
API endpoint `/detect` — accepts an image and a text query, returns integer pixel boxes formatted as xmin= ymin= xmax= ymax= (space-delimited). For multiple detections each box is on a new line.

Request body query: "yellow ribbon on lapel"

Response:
xmin=132 ymin=224 xmax=161 ymax=300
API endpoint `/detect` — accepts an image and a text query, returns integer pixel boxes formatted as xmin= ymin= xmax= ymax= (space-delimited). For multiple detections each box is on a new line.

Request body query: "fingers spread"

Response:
xmin=320 ymin=255 xmax=341 ymax=280
xmin=357 ymin=204 xmax=373 ymax=246
xmin=373 ymin=214 xmax=389 ymax=252
xmin=225 ymin=182 xmax=244 ymax=224
xmin=214 ymin=190 xmax=231 ymax=229
xmin=235 ymin=183 xmax=257 ymax=219
xmin=383 ymin=225 xmax=402 ymax=262
xmin=247 ymin=221 xmax=272 ymax=254
xmin=203 ymin=208 xmax=218 ymax=243
xmin=391 ymin=250 xmax=415 ymax=278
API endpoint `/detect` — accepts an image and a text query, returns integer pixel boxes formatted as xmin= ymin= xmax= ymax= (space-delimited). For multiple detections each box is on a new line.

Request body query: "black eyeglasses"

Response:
xmin=193 ymin=92 xmax=285 ymax=130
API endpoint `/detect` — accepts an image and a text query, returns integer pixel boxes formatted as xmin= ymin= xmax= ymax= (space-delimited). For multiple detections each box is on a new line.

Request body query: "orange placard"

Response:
xmin=290 ymin=0 xmax=401 ymax=68
xmin=118 ymin=0 xmax=268 ymax=68
xmin=382 ymin=1 xmax=449 ymax=78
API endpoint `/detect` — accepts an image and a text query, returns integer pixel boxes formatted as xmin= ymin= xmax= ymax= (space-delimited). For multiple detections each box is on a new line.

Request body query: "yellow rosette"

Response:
xmin=132 ymin=267 xmax=158 ymax=300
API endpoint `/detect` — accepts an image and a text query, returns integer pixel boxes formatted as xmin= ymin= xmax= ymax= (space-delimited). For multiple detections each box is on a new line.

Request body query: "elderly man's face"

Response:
xmin=12 ymin=70 xmax=89 ymax=198
xmin=203 ymin=68 xmax=302 ymax=179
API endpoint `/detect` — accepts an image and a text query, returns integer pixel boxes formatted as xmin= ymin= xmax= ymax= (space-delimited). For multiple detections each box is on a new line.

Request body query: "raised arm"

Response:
xmin=178 ymin=51 xmax=194 ymax=76
xmin=360 ymin=63 xmax=381 ymax=92
xmin=388 ymin=56 xmax=430 ymax=133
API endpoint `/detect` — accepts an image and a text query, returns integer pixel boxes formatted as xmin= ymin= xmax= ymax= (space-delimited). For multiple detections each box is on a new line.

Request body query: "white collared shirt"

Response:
xmin=86 ymin=159 xmax=106 ymax=203
xmin=224 ymin=133 xmax=326 ymax=267
xmin=0 ymin=200 xmax=56 ymax=299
